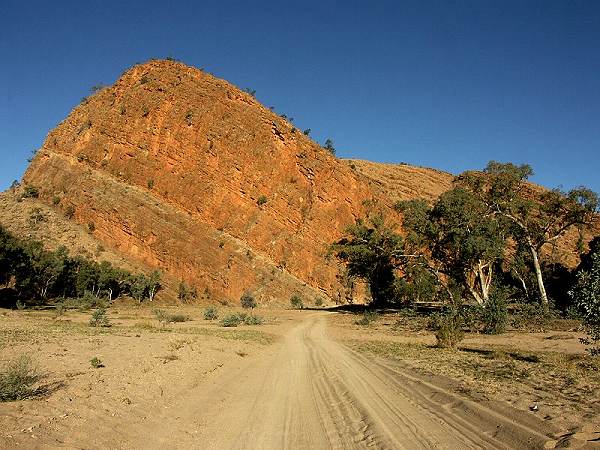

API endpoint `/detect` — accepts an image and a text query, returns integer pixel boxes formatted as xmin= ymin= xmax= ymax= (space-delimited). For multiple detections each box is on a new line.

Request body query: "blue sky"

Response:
xmin=1 ymin=0 xmax=599 ymax=193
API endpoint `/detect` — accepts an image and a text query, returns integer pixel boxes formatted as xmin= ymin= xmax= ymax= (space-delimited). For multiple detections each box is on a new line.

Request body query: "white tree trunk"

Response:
xmin=528 ymin=238 xmax=549 ymax=307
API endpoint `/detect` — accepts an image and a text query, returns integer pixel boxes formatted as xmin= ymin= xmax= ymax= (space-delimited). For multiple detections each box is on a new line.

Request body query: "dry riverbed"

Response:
xmin=0 ymin=305 xmax=598 ymax=449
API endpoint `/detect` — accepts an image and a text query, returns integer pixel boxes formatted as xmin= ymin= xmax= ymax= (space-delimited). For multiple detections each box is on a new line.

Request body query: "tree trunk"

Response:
xmin=466 ymin=284 xmax=484 ymax=306
xmin=528 ymin=238 xmax=549 ymax=308
xmin=515 ymin=272 xmax=529 ymax=300
xmin=477 ymin=262 xmax=492 ymax=304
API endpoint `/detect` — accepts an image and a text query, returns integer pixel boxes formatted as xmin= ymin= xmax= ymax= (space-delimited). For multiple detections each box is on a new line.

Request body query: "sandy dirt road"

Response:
xmin=126 ymin=312 xmax=555 ymax=449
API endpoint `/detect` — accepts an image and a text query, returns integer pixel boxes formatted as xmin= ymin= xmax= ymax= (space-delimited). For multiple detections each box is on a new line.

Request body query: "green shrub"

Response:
xmin=153 ymin=309 xmax=189 ymax=324
xmin=52 ymin=196 xmax=61 ymax=205
xmin=434 ymin=311 xmax=464 ymax=349
xmin=244 ymin=314 xmax=264 ymax=325
xmin=204 ymin=307 xmax=218 ymax=320
xmin=510 ymin=302 xmax=559 ymax=330
xmin=54 ymin=303 xmax=66 ymax=319
xmin=314 ymin=297 xmax=324 ymax=307
xmin=90 ymin=357 xmax=104 ymax=368
xmin=257 ymin=195 xmax=268 ymax=206
xmin=240 ymin=292 xmax=257 ymax=309
xmin=355 ymin=310 xmax=378 ymax=326
xmin=169 ymin=314 xmax=189 ymax=323
xmin=569 ymin=252 xmax=600 ymax=355
xmin=290 ymin=295 xmax=304 ymax=309
xmin=89 ymin=307 xmax=110 ymax=327
xmin=480 ymin=289 xmax=509 ymax=335
xmin=220 ymin=314 xmax=242 ymax=327
xmin=79 ymin=291 xmax=106 ymax=310
xmin=22 ymin=185 xmax=39 ymax=199
xmin=0 ymin=356 xmax=43 ymax=402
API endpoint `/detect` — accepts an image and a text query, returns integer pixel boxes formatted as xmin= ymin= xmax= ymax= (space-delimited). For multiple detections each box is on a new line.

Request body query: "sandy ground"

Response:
xmin=0 ymin=307 xmax=599 ymax=449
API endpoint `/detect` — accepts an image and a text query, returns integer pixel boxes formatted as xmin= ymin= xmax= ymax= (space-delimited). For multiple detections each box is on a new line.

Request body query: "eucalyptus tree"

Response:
xmin=457 ymin=162 xmax=598 ymax=307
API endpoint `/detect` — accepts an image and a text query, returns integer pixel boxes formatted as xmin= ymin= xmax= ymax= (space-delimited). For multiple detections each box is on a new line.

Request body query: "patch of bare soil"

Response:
xmin=0 ymin=306 xmax=280 ymax=449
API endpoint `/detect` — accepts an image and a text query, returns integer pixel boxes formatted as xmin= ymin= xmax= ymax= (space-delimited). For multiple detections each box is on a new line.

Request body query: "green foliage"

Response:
xmin=509 ymin=302 xmax=559 ymax=330
xmin=434 ymin=308 xmax=465 ymax=349
xmin=243 ymin=314 xmax=264 ymax=325
xmin=355 ymin=310 xmax=378 ymax=326
xmin=303 ymin=129 xmax=311 ymax=136
xmin=569 ymin=251 xmax=600 ymax=355
xmin=243 ymin=87 xmax=256 ymax=97
xmin=290 ymin=295 xmax=304 ymax=309
xmin=331 ymin=216 xmax=403 ymax=307
xmin=393 ymin=264 xmax=439 ymax=304
xmin=220 ymin=314 xmax=243 ymax=327
xmin=131 ymin=271 xmax=162 ymax=303
xmin=397 ymin=187 xmax=506 ymax=305
xmin=240 ymin=291 xmax=257 ymax=309
xmin=185 ymin=110 xmax=193 ymax=125
xmin=178 ymin=281 xmax=197 ymax=303
xmin=168 ymin=314 xmax=190 ymax=323
xmin=203 ymin=307 xmax=219 ymax=320
xmin=480 ymin=288 xmax=509 ymax=335
xmin=153 ymin=309 xmax=189 ymax=325
xmin=314 ymin=297 xmax=324 ymax=307
xmin=89 ymin=307 xmax=111 ymax=327
xmin=147 ymin=179 xmax=155 ymax=189
xmin=22 ymin=185 xmax=39 ymax=199
xmin=324 ymin=139 xmax=336 ymax=155
xmin=52 ymin=196 xmax=61 ymax=205
xmin=0 ymin=356 xmax=43 ymax=402
xmin=90 ymin=357 xmax=104 ymax=368
xmin=257 ymin=195 xmax=268 ymax=206
xmin=457 ymin=161 xmax=598 ymax=306
xmin=219 ymin=312 xmax=263 ymax=327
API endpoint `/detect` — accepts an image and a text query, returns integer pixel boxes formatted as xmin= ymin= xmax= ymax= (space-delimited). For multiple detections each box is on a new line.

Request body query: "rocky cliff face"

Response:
xmin=23 ymin=60 xmax=402 ymax=304
xmin=22 ymin=59 xmax=597 ymax=304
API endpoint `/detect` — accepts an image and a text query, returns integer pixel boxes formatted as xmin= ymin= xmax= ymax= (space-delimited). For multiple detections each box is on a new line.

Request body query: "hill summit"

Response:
xmin=22 ymin=59 xmax=407 ymax=303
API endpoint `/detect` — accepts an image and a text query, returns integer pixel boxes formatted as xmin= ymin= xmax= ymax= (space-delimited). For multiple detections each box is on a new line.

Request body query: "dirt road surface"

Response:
xmin=124 ymin=312 xmax=555 ymax=449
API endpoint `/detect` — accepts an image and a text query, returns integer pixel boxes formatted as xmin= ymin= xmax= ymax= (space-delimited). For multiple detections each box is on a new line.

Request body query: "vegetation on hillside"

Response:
xmin=0 ymin=224 xmax=161 ymax=307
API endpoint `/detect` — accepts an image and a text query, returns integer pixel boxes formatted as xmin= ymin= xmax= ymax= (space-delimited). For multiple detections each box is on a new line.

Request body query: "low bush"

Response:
xmin=220 ymin=314 xmax=243 ymax=327
xmin=22 ymin=185 xmax=39 ymax=199
xmin=434 ymin=310 xmax=464 ymax=349
xmin=257 ymin=195 xmax=268 ymax=206
xmin=290 ymin=295 xmax=304 ymax=309
xmin=89 ymin=307 xmax=111 ymax=327
xmin=0 ymin=356 xmax=44 ymax=402
xmin=90 ymin=357 xmax=104 ymax=368
xmin=480 ymin=290 xmax=509 ymax=335
xmin=153 ymin=309 xmax=189 ymax=324
xmin=240 ymin=292 xmax=257 ymax=309
xmin=355 ymin=311 xmax=378 ymax=326
xmin=204 ymin=307 xmax=219 ymax=320
xmin=569 ymin=252 xmax=600 ymax=355
xmin=168 ymin=314 xmax=189 ymax=323
xmin=244 ymin=314 xmax=264 ymax=325
xmin=510 ymin=302 xmax=560 ymax=330
xmin=314 ymin=297 xmax=324 ymax=307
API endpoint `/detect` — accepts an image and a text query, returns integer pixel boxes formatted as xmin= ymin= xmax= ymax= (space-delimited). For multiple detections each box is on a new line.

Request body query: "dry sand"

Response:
xmin=0 ymin=307 xmax=598 ymax=449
